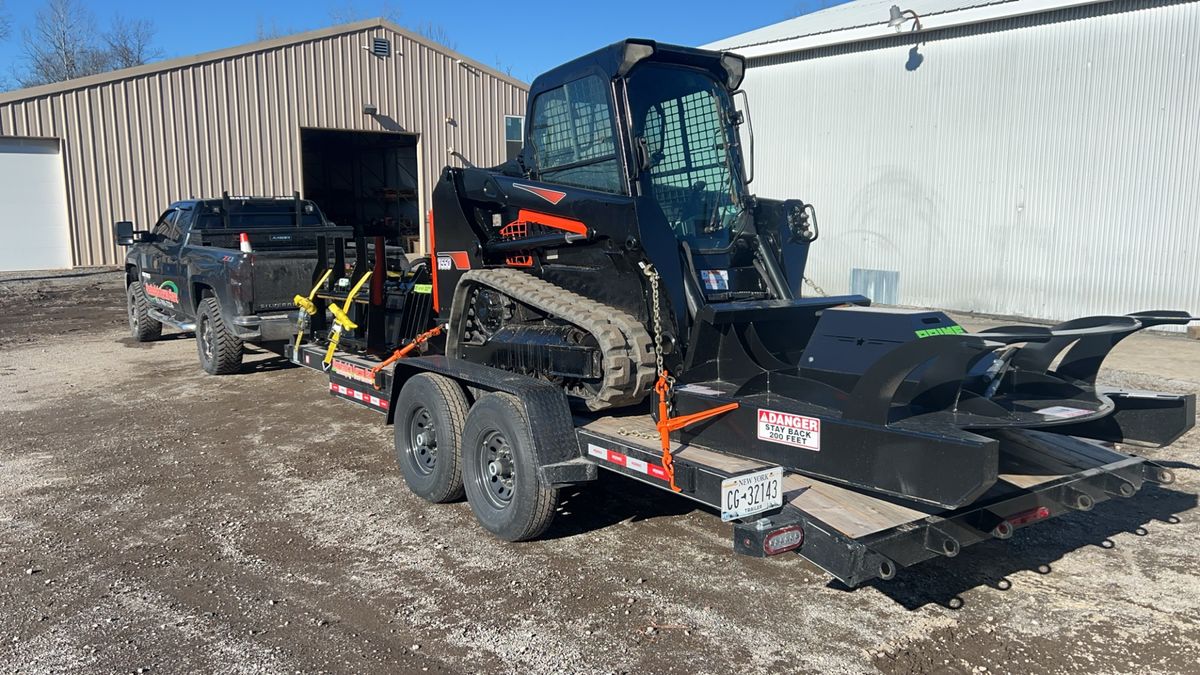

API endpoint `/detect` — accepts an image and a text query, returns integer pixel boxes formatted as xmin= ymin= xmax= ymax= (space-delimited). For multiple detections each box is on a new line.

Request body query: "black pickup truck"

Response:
xmin=115 ymin=195 xmax=349 ymax=374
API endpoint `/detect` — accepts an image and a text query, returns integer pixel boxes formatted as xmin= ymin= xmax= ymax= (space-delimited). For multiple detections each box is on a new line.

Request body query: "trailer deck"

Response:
xmin=287 ymin=343 xmax=1175 ymax=586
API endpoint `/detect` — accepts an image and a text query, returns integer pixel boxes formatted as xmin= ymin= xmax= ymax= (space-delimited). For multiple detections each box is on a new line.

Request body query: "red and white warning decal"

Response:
xmin=330 ymin=382 xmax=389 ymax=410
xmin=587 ymin=443 xmax=669 ymax=481
xmin=757 ymin=408 xmax=820 ymax=451
xmin=512 ymin=183 xmax=567 ymax=205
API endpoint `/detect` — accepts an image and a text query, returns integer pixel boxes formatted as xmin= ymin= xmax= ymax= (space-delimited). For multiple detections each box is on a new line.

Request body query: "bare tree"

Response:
xmin=255 ymin=17 xmax=297 ymax=40
xmin=328 ymin=0 xmax=403 ymax=25
xmin=15 ymin=0 xmax=163 ymax=87
xmin=412 ymin=21 xmax=455 ymax=50
xmin=1 ymin=0 xmax=12 ymax=41
xmin=18 ymin=0 xmax=108 ymax=87
xmin=104 ymin=14 xmax=162 ymax=69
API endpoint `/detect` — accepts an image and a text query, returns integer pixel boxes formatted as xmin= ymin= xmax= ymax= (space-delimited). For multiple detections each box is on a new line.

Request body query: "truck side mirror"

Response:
xmin=114 ymin=221 xmax=136 ymax=246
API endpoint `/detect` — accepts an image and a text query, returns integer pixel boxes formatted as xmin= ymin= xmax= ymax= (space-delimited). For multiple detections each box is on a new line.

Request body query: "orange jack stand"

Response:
xmin=654 ymin=370 xmax=739 ymax=492
xmin=371 ymin=324 xmax=445 ymax=387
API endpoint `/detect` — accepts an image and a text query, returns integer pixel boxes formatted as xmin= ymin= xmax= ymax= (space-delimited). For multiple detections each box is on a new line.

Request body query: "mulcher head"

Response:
xmin=674 ymin=301 xmax=1197 ymax=508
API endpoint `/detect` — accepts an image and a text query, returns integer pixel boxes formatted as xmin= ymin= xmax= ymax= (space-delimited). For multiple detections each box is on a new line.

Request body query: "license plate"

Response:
xmin=721 ymin=467 xmax=784 ymax=522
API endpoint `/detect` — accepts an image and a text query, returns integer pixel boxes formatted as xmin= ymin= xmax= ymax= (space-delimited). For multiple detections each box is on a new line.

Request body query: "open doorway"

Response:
xmin=300 ymin=128 xmax=421 ymax=251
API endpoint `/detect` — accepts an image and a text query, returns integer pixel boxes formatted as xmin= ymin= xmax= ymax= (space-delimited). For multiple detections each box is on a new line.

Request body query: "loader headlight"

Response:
xmin=720 ymin=52 xmax=746 ymax=89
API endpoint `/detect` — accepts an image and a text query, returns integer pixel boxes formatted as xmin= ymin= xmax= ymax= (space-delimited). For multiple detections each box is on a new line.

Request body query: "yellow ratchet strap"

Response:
xmin=323 ymin=271 xmax=373 ymax=366
xmin=293 ymin=268 xmax=333 ymax=353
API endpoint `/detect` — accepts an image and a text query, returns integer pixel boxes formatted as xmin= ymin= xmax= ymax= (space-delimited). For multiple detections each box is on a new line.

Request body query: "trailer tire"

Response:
xmin=196 ymin=296 xmax=243 ymax=375
xmin=461 ymin=392 xmax=558 ymax=541
xmin=127 ymin=281 xmax=162 ymax=342
xmin=394 ymin=373 xmax=468 ymax=503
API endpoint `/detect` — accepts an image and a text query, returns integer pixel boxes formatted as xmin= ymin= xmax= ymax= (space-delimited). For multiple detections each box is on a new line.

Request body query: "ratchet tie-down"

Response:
xmin=654 ymin=369 xmax=739 ymax=492
xmin=323 ymin=271 xmax=373 ymax=367
xmin=370 ymin=324 xmax=446 ymax=389
xmin=292 ymin=268 xmax=334 ymax=356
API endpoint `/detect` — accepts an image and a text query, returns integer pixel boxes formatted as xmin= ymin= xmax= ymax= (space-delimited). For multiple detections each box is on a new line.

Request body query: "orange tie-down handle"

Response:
xmin=655 ymin=370 xmax=739 ymax=492
xmin=371 ymin=324 xmax=445 ymax=387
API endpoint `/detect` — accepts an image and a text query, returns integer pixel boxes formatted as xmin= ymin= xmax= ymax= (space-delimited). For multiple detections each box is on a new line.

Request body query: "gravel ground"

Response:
xmin=1 ymin=269 xmax=1198 ymax=675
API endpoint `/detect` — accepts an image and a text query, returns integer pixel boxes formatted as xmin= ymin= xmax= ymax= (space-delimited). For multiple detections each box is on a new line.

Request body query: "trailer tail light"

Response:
xmin=762 ymin=525 xmax=804 ymax=555
xmin=997 ymin=506 xmax=1051 ymax=536
xmin=239 ymin=232 xmax=253 ymax=253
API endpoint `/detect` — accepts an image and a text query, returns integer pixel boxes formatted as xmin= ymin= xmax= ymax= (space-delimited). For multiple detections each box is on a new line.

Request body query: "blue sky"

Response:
xmin=0 ymin=0 xmax=835 ymax=86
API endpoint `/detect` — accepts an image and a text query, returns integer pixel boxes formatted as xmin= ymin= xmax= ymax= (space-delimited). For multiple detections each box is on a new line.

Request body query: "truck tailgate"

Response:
xmin=250 ymin=252 xmax=319 ymax=312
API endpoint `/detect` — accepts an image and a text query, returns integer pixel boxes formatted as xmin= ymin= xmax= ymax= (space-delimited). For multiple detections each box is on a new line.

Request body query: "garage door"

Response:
xmin=0 ymin=137 xmax=72 ymax=271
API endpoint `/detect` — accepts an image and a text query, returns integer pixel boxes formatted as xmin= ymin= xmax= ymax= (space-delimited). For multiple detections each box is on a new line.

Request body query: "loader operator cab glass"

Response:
xmin=627 ymin=64 xmax=748 ymax=248
xmin=529 ymin=75 xmax=623 ymax=194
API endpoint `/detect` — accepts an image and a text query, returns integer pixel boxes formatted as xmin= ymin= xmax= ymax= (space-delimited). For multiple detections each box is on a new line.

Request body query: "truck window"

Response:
xmin=529 ymin=75 xmax=623 ymax=194
xmin=193 ymin=203 xmax=326 ymax=230
xmin=152 ymin=210 xmax=182 ymax=244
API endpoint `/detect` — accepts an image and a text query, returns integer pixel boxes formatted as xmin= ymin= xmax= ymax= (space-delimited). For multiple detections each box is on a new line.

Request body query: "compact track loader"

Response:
xmin=285 ymin=39 xmax=1196 ymax=585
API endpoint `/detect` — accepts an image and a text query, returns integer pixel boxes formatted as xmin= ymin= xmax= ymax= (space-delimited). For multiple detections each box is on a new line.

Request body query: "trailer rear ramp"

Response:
xmin=579 ymin=412 xmax=1173 ymax=587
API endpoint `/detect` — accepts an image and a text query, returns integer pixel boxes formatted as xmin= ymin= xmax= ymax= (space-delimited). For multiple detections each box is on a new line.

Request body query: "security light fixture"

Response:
xmin=362 ymin=104 xmax=378 ymax=116
xmin=887 ymin=5 xmax=923 ymax=31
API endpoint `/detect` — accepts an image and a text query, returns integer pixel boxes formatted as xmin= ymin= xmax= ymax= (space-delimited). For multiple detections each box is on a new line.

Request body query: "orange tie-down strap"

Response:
xmin=371 ymin=325 xmax=445 ymax=387
xmin=654 ymin=371 xmax=739 ymax=492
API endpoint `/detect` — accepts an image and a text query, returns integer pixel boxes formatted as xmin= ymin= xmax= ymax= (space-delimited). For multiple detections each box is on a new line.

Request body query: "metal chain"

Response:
xmin=802 ymin=275 xmax=828 ymax=297
xmin=639 ymin=262 xmax=673 ymax=387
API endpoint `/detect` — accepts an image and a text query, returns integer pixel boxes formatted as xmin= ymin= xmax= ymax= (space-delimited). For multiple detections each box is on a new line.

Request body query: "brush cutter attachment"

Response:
xmin=672 ymin=304 xmax=1196 ymax=508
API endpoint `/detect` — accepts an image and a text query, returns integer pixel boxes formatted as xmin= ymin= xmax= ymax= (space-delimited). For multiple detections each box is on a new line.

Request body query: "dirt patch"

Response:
xmin=1 ymin=271 xmax=1198 ymax=674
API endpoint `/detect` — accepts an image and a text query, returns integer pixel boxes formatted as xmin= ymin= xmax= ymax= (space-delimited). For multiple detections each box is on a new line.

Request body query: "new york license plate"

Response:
xmin=721 ymin=467 xmax=784 ymax=522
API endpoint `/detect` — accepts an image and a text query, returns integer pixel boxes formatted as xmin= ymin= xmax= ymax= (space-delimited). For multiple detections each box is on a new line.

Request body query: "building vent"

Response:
xmin=371 ymin=38 xmax=391 ymax=57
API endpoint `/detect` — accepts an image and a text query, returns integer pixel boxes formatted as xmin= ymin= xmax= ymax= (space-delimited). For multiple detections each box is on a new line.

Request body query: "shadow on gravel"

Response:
xmin=544 ymin=471 xmax=700 ymax=540
xmin=855 ymin=485 xmax=1198 ymax=610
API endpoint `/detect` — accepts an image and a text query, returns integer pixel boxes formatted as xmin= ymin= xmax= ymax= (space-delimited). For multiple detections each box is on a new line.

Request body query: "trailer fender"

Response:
xmin=388 ymin=356 xmax=596 ymax=488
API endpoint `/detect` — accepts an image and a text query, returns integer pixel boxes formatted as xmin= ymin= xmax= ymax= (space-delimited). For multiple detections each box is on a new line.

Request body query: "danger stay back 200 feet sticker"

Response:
xmin=757 ymin=408 xmax=821 ymax=451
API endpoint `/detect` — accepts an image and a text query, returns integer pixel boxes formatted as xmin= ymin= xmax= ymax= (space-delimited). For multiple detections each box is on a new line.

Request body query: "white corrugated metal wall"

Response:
xmin=0 ymin=20 xmax=528 ymax=267
xmin=742 ymin=0 xmax=1199 ymax=325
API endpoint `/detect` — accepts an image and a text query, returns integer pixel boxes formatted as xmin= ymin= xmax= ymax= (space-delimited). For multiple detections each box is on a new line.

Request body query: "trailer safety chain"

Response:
xmin=640 ymin=262 xmax=738 ymax=492
xmin=802 ymin=276 xmax=828 ymax=297
xmin=370 ymin=324 xmax=446 ymax=388
xmin=293 ymin=268 xmax=334 ymax=355
xmin=323 ymin=271 xmax=373 ymax=367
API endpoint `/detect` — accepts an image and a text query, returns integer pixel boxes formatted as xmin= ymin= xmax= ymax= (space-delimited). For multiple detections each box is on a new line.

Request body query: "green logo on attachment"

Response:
xmin=413 ymin=283 xmax=432 ymax=294
xmin=915 ymin=325 xmax=965 ymax=338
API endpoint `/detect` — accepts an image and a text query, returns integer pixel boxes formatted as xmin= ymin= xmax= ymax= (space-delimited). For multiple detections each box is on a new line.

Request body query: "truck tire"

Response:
xmin=127 ymin=281 xmax=163 ymax=342
xmin=196 ymin=296 xmax=243 ymax=375
xmin=461 ymin=392 xmax=558 ymax=541
xmin=394 ymin=373 xmax=469 ymax=503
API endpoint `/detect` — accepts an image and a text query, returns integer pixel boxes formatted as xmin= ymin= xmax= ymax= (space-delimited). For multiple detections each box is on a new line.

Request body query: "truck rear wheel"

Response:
xmin=461 ymin=392 xmax=558 ymax=541
xmin=394 ymin=373 xmax=469 ymax=503
xmin=127 ymin=281 xmax=162 ymax=342
xmin=196 ymin=296 xmax=243 ymax=375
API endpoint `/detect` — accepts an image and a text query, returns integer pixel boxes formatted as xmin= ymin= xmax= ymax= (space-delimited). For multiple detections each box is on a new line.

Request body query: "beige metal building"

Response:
xmin=0 ymin=18 xmax=528 ymax=270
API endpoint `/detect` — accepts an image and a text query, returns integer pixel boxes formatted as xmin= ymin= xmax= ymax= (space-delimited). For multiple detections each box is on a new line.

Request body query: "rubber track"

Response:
xmin=450 ymin=269 xmax=655 ymax=411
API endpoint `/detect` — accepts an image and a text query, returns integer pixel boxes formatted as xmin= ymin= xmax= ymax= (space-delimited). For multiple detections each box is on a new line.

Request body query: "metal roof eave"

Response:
xmin=705 ymin=0 xmax=1114 ymax=60
xmin=0 ymin=17 xmax=528 ymax=105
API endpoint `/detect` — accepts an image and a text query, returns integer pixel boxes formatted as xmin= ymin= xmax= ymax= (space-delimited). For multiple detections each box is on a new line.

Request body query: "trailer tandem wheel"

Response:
xmin=461 ymin=392 xmax=559 ymax=541
xmin=393 ymin=373 xmax=468 ymax=503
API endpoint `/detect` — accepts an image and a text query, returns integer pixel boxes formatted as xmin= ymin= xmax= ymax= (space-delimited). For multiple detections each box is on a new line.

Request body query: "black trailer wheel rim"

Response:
xmin=199 ymin=316 xmax=214 ymax=362
xmin=407 ymin=407 xmax=438 ymax=476
xmin=477 ymin=430 xmax=515 ymax=509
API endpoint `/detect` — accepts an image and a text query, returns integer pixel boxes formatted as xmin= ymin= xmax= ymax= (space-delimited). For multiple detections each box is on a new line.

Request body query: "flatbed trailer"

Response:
xmin=287 ymin=343 xmax=1177 ymax=587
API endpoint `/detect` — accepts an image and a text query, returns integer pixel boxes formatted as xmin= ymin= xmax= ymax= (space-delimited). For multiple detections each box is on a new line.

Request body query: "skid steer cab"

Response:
xmin=278 ymin=39 xmax=1197 ymax=587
